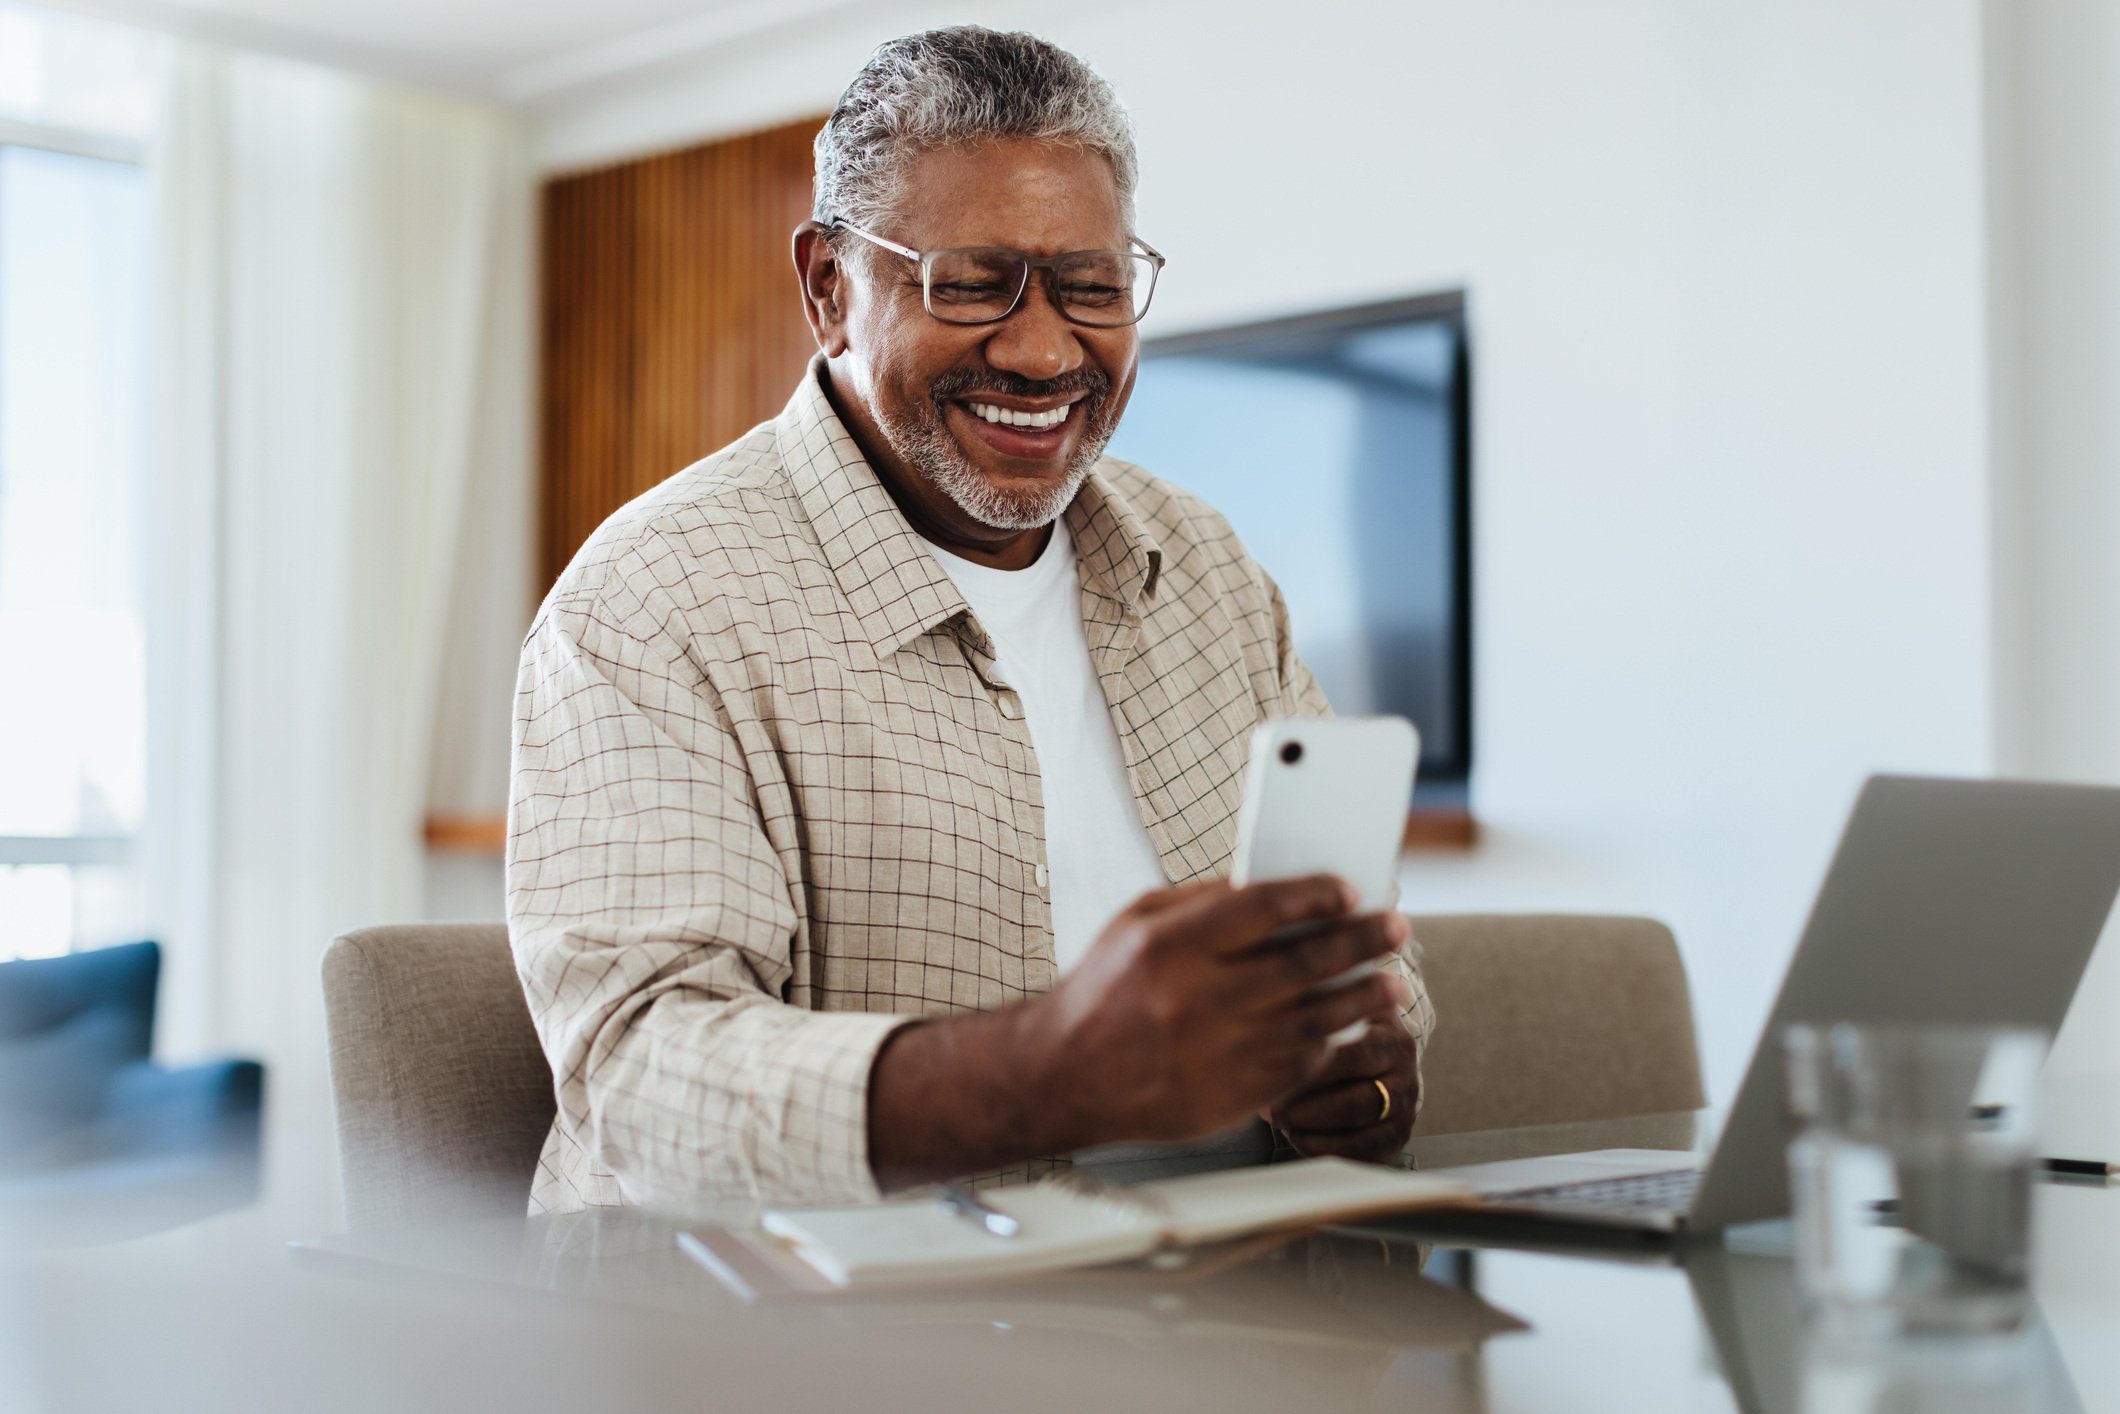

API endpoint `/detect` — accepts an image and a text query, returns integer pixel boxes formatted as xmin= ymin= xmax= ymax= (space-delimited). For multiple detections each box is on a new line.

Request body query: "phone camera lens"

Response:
xmin=1279 ymin=741 xmax=1303 ymax=766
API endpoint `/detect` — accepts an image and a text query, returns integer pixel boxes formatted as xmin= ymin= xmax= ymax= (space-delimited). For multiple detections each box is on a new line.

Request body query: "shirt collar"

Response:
xmin=776 ymin=359 xmax=1164 ymax=655
xmin=1064 ymin=466 xmax=1164 ymax=611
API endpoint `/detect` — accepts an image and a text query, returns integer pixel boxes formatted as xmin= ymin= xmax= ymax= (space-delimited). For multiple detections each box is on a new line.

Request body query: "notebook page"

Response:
xmin=760 ymin=1184 xmax=1157 ymax=1287
xmin=1140 ymin=1158 xmax=1473 ymax=1247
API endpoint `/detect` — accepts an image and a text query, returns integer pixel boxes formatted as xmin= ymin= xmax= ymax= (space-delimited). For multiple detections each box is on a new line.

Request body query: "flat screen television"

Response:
xmin=1105 ymin=292 xmax=1472 ymax=793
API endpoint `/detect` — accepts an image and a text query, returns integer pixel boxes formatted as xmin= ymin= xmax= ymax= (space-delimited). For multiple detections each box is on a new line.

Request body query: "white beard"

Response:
xmin=924 ymin=447 xmax=1093 ymax=530
xmin=877 ymin=399 xmax=1113 ymax=531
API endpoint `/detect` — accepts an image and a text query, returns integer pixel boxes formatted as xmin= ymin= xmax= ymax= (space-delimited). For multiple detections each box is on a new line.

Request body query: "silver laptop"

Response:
xmin=1426 ymin=776 xmax=2120 ymax=1234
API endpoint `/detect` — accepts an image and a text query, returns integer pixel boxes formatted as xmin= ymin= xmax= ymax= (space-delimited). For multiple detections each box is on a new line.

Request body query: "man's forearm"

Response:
xmin=866 ymin=1001 xmax=1091 ymax=1192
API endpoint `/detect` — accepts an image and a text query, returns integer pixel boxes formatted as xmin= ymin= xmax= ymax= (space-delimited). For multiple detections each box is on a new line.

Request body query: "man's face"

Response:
xmin=823 ymin=139 xmax=1140 ymax=535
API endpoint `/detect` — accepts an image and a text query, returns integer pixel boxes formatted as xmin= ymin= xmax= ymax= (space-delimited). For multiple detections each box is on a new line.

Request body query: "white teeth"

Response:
xmin=965 ymin=400 xmax=1072 ymax=429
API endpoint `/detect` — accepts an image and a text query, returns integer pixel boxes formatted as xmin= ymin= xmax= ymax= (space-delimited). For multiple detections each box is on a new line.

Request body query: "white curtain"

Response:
xmin=143 ymin=42 xmax=528 ymax=1219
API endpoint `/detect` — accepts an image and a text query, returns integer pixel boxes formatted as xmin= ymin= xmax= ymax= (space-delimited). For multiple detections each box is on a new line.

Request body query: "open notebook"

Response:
xmin=752 ymin=1159 xmax=1472 ymax=1288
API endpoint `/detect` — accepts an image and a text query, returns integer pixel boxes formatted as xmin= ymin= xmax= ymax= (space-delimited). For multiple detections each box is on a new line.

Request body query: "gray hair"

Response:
xmin=813 ymin=27 xmax=1138 ymax=242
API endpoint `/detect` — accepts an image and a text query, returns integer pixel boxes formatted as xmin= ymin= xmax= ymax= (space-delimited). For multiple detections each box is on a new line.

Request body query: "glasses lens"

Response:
xmin=1054 ymin=250 xmax=1158 ymax=327
xmin=924 ymin=249 xmax=1028 ymax=324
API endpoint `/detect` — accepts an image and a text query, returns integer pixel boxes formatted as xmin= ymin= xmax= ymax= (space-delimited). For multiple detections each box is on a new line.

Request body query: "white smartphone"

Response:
xmin=1230 ymin=715 xmax=1421 ymax=912
xmin=1231 ymin=718 xmax=1419 ymax=1045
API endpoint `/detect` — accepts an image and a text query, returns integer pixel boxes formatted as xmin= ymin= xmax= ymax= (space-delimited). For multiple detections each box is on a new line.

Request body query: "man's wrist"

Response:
xmin=866 ymin=995 xmax=1103 ymax=1191
xmin=998 ymin=991 xmax=1100 ymax=1156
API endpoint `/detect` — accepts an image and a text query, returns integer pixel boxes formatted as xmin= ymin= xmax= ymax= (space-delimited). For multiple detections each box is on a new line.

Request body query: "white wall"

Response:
xmin=521 ymin=0 xmax=2002 ymax=1106
xmin=418 ymin=141 xmax=535 ymax=928
xmin=1119 ymin=0 xmax=1995 ymax=1110
xmin=1985 ymin=0 xmax=2120 ymax=1096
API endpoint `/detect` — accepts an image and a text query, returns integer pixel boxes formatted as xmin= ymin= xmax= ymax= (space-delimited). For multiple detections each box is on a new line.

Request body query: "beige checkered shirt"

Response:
xmin=508 ymin=363 xmax=1435 ymax=1213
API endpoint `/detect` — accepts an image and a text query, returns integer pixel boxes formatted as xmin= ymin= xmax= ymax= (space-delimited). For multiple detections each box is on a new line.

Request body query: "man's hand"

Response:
xmin=867 ymin=873 xmax=1411 ymax=1191
xmin=1266 ymin=1015 xmax=1420 ymax=1162
xmin=1023 ymin=875 xmax=1412 ymax=1147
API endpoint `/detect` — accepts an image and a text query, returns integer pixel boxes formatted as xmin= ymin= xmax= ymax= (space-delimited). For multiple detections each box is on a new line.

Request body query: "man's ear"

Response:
xmin=793 ymin=221 xmax=850 ymax=358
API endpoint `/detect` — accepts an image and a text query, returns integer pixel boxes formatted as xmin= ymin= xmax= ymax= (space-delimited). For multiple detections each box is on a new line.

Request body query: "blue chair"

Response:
xmin=0 ymin=941 xmax=263 ymax=1242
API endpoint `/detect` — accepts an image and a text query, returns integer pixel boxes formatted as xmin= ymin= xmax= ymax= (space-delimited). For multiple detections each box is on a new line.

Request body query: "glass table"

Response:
xmin=3 ymin=1106 xmax=2111 ymax=1414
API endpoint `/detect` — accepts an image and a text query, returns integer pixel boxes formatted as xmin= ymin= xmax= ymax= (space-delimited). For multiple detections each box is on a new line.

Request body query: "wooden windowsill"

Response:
xmin=1402 ymin=807 xmax=1479 ymax=851
xmin=423 ymin=814 xmax=508 ymax=854
xmin=425 ymin=808 xmax=1480 ymax=856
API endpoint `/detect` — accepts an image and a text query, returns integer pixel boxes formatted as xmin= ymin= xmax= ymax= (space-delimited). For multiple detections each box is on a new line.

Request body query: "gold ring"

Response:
xmin=1372 ymin=1077 xmax=1392 ymax=1124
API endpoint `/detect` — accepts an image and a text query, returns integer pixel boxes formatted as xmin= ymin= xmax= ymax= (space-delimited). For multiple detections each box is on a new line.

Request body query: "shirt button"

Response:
xmin=1034 ymin=864 xmax=1050 ymax=888
xmin=997 ymin=695 xmax=1020 ymax=720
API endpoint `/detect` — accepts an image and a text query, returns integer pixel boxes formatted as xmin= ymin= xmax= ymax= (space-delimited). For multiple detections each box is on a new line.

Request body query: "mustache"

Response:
xmin=929 ymin=367 xmax=1111 ymax=405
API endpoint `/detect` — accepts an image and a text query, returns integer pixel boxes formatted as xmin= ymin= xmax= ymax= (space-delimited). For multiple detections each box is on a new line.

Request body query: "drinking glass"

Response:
xmin=1781 ymin=1022 xmax=2047 ymax=1336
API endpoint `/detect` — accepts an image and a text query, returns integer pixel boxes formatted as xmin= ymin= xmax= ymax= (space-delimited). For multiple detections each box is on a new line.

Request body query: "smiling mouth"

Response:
xmin=942 ymin=394 xmax=1089 ymax=466
xmin=960 ymin=399 xmax=1075 ymax=430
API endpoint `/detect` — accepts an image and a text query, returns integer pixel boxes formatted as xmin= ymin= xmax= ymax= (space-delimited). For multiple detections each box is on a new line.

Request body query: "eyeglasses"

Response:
xmin=831 ymin=223 xmax=1166 ymax=329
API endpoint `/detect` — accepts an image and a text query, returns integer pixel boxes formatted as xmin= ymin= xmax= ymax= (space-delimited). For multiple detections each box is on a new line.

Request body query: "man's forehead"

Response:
xmin=891 ymin=138 xmax=1128 ymax=251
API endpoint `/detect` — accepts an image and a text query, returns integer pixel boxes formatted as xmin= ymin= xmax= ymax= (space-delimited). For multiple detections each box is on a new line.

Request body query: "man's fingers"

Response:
xmin=1296 ymin=1015 xmax=1415 ymax=1088
xmin=1275 ymin=1076 xmax=1398 ymax=1133
xmin=1270 ymin=972 xmax=1409 ymax=1053
xmin=1240 ymin=912 xmax=1407 ymax=1007
xmin=1274 ymin=1022 xmax=1417 ymax=1130
xmin=1146 ymin=873 xmax=1360 ymax=956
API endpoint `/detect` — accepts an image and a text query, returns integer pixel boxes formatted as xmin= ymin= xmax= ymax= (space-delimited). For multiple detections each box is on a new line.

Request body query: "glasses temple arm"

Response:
xmin=832 ymin=222 xmax=922 ymax=263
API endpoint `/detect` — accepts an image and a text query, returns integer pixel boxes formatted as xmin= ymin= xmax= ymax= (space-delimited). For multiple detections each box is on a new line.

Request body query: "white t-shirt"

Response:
xmin=924 ymin=519 xmax=1170 ymax=973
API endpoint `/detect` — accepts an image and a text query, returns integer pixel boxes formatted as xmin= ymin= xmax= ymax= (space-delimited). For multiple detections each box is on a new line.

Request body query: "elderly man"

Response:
xmin=509 ymin=27 xmax=1434 ymax=1211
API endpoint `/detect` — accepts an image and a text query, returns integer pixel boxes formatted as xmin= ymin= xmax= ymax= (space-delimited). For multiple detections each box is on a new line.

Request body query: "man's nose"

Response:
xmin=980 ymin=274 xmax=1086 ymax=382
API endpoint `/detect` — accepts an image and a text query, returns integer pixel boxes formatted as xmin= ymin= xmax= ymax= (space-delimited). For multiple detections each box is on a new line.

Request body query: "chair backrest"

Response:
xmin=322 ymin=923 xmax=554 ymax=1230
xmin=0 ymin=941 xmax=161 ymax=1150
xmin=0 ymin=939 xmax=158 ymax=1050
xmin=1407 ymin=914 xmax=1705 ymax=1136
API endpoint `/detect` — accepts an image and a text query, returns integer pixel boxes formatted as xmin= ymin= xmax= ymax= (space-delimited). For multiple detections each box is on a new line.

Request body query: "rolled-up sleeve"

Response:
xmin=507 ymin=590 xmax=910 ymax=1206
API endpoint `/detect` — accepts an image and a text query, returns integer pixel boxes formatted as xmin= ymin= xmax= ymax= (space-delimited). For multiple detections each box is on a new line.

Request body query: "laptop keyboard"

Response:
xmin=1490 ymin=1165 xmax=1704 ymax=1214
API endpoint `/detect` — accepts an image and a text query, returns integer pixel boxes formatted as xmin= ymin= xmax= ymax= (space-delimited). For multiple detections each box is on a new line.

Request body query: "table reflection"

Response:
xmin=299 ymin=1208 xmax=1528 ymax=1411
xmin=1684 ymin=1246 xmax=2085 ymax=1414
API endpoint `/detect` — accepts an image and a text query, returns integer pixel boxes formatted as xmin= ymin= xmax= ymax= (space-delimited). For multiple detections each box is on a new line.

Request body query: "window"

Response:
xmin=0 ymin=3 xmax=158 ymax=959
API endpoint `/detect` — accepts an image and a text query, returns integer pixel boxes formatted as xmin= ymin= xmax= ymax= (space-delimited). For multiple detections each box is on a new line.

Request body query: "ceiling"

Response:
xmin=35 ymin=0 xmax=876 ymax=102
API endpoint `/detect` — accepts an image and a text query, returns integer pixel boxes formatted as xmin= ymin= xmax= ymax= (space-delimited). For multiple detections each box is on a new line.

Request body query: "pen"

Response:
xmin=2041 ymin=1157 xmax=2117 ymax=1178
xmin=936 ymin=1182 xmax=1021 ymax=1237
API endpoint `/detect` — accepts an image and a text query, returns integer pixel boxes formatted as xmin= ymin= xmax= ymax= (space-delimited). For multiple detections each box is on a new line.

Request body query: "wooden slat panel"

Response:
xmin=538 ymin=116 xmax=825 ymax=590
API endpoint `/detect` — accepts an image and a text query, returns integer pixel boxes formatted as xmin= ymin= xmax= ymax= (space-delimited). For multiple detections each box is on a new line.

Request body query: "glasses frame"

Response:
xmin=830 ymin=222 xmax=1166 ymax=329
